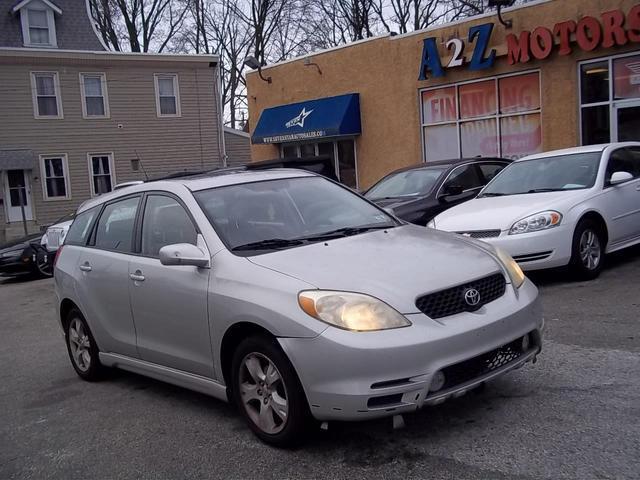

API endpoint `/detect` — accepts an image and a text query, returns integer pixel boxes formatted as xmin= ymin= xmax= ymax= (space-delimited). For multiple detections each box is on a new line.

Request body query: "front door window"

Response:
xmin=3 ymin=170 xmax=33 ymax=222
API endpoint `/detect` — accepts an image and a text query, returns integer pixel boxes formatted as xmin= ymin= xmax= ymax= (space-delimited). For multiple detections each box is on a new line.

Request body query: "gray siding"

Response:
xmin=224 ymin=129 xmax=251 ymax=167
xmin=0 ymin=56 xmax=222 ymax=226
xmin=0 ymin=0 xmax=105 ymax=51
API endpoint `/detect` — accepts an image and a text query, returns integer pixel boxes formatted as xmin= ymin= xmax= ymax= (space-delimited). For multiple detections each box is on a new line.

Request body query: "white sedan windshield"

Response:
xmin=480 ymin=152 xmax=601 ymax=197
xmin=194 ymin=176 xmax=397 ymax=253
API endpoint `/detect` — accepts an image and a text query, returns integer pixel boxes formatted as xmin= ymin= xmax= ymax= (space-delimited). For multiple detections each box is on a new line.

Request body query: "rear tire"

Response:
xmin=231 ymin=336 xmax=310 ymax=447
xmin=65 ymin=308 xmax=104 ymax=381
xmin=569 ymin=219 xmax=605 ymax=280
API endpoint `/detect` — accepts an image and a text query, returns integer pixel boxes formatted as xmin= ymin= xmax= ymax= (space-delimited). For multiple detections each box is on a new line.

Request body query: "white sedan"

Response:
xmin=428 ymin=143 xmax=640 ymax=279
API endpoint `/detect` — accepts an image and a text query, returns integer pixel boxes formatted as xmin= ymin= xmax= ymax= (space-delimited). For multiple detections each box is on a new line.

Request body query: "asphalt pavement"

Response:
xmin=1 ymin=247 xmax=639 ymax=479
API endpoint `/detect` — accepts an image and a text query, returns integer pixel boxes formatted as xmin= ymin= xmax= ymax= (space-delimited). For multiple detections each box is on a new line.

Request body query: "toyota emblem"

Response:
xmin=463 ymin=288 xmax=481 ymax=307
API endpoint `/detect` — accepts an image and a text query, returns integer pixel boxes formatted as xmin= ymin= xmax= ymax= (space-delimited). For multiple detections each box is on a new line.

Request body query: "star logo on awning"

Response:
xmin=285 ymin=107 xmax=313 ymax=128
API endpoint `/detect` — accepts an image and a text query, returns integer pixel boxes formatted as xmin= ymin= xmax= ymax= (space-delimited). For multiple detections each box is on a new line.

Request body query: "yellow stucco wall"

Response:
xmin=247 ymin=0 xmax=640 ymax=189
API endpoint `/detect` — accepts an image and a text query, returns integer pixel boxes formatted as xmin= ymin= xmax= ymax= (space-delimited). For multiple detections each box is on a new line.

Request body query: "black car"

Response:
xmin=0 ymin=233 xmax=52 ymax=278
xmin=364 ymin=157 xmax=511 ymax=225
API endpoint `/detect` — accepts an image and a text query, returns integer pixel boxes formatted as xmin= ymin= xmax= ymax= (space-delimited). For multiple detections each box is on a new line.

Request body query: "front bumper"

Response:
xmin=279 ymin=279 xmax=543 ymax=421
xmin=0 ymin=254 xmax=33 ymax=276
xmin=480 ymin=225 xmax=572 ymax=271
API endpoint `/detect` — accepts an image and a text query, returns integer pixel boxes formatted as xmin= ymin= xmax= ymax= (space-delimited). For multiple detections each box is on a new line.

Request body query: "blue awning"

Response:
xmin=251 ymin=93 xmax=361 ymax=144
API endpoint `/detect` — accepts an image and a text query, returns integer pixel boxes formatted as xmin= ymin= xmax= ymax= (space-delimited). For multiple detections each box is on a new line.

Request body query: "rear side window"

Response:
xmin=94 ymin=196 xmax=140 ymax=252
xmin=65 ymin=208 xmax=98 ymax=246
xmin=479 ymin=163 xmax=507 ymax=182
xmin=141 ymin=195 xmax=197 ymax=257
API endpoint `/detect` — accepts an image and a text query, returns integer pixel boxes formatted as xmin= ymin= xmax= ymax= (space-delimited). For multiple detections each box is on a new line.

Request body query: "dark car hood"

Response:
xmin=0 ymin=233 xmax=42 ymax=251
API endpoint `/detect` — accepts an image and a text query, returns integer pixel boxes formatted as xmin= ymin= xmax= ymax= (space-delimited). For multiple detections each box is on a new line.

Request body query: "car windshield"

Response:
xmin=365 ymin=167 xmax=448 ymax=200
xmin=194 ymin=176 xmax=397 ymax=254
xmin=479 ymin=152 xmax=601 ymax=197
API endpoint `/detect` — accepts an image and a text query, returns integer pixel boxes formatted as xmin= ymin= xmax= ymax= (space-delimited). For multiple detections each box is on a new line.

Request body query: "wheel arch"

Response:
xmin=576 ymin=210 xmax=609 ymax=247
xmin=219 ymin=321 xmax=276 ymax=389
xmin=59 ymin=298 xmax=79 ymax=333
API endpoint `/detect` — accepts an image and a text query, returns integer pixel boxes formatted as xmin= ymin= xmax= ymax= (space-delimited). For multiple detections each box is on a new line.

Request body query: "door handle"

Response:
xmin=129 ymin=270 xmax=145 ymax=282
xmin=79 ymin=263 xmax=92 ymax=272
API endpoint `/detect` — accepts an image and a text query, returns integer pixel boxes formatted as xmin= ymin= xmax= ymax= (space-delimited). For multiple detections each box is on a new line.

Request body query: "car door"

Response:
xmin=75 ymin=195 xmax=141 ymax=358
xmin=599 ymin=147 xmax=640 ymax=246
xmin=433 ymin=163 xmax=484 ymax=215
xmin=128 ymin=193 xmax=213 ymax=378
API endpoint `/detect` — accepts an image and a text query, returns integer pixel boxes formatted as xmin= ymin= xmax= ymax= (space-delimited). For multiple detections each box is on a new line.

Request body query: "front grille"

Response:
xmin=513 ymin=251 xmax=553 ymax=262
xmin=436 ymin=335 xmax=530 ymax=392
xmin=416 ymin=273 xmax=506 ymax=319
xmin=455 ymin=230 xmax=501 ymax=239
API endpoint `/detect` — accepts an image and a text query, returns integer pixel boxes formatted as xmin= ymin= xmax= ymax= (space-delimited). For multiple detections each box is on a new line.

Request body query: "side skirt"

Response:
xmin=99 ymin=352 xmax=229 ymax=402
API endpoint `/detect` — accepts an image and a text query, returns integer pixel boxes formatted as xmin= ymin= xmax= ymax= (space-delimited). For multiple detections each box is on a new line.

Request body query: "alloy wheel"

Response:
xmin=68 ymin=318 xmax=92 ymax=372
xmin=238 ymin=352 xmax=289 ymax=435
xmin=579 ymin=229 xmax=601 ymax=271
xmin=36 ymin=251 xmax=53 ymax=277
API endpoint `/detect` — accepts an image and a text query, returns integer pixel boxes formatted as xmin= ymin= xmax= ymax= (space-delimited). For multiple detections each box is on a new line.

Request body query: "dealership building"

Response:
xmin=247 ymin=0 xmax=640 ymax=189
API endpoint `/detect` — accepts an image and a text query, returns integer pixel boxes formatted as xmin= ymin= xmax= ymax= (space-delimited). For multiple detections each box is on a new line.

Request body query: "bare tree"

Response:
xmin=89 ymin=0 xmax=190 ymax=52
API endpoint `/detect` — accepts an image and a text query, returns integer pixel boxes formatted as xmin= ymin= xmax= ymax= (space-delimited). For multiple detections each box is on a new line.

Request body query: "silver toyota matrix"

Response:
xmin=54 ymin=169 xmax=543 ymax=446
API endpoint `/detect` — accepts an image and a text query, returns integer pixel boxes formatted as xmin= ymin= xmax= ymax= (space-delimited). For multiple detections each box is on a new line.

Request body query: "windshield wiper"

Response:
xmin=478 ymin=192 xmax=508 ymax=197
xmin=524 ymin=188 xmax=564 ymax=193
xmin=231 ymin=238 xmax=304 ymax=251
xmin=301 ymin=224 xmax=394 ymax=241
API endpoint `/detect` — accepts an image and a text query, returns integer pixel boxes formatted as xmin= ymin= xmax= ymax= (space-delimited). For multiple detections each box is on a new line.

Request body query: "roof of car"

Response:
xmin=517 ymin=142 xmax=640 ymax=161
xmin=77 ymin=168 xmax=316 ymax=213
xmin=376 ymin=157 xmax=510 ymax=177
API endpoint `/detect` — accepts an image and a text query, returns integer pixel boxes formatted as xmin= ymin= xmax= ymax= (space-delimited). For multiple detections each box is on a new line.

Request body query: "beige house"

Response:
xmin=0 ymin=0 xmax=225 ymax=243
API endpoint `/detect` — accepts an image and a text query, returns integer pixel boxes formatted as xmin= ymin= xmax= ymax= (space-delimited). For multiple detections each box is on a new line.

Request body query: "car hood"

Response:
xmin=0 ymin=233 xmax=42 ymax=251
xmin=247 ymin=224 xmax=502 ymax=314
xmin=434 ymin=190 xmax=587 ymax=232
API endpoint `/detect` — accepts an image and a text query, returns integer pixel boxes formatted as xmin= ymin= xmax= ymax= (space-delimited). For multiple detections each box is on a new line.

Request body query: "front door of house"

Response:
xmin=3 ymin=170 xmax=33 ymax=222
xmin=614 ymin=101 xmax=640 ymax=142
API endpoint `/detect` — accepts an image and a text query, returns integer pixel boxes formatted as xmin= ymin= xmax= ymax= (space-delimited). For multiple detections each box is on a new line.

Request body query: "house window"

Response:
xmin=154 ymin=74 xmax=180 ymax=117
xmin=88 ymin=153 xmax=115 ymax=196
xmin=19 ymin=5 xmax=57 ymax=47
xmin=80 ymin=73 xmax=109 ymax=118
xmin=420 ymin=71 xmax=542 ymax=161
xmin=580 ymin=52 xmax=640 ymax=145
xmin=40 ymin=155 xmax=70 ymax=200
xmin=31 ymin=72 xmax=62 ymax=118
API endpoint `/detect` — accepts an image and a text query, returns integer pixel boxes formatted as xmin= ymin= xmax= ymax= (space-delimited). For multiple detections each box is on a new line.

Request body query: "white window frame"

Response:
xmin=154 ymin=74 xmax=181 ymax=117
xmin=419 ymin=69 xmax=542 ymax=161
xmin=30 ymin=71 xmax=63 ymax=119
xmin=87 ymin=153 xmax=116 ymax=197
xmin=39 ymin=154 xmax=71 ymax=201
xmin=80 ymin=73 xmax=110 ymax=119
xmin=578 ymin=51 xmax=640 ymax=145
xmin=20 ymin=6 xmax=57 ymax=47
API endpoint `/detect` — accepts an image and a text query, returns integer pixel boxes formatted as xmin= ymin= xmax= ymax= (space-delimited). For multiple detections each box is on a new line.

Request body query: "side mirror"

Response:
xmin=159 ymin=243 xmax=210 ymax=268
xmin=609 ymin=171 xmax=633 ymax=185
xmin=441 ymin=184 xmax=464 ymax=197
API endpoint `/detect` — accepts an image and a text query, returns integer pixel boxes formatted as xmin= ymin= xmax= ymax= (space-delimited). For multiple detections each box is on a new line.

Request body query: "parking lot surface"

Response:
xmin=1 ymin=248 xmax=639 ymax=480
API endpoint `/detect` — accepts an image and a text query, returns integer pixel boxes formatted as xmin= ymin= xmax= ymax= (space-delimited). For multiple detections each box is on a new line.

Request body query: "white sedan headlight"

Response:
xmin=298 ymin=291 xmax=411 ymax=331
xmin=509 ymin=211 xmax=562 ymax=235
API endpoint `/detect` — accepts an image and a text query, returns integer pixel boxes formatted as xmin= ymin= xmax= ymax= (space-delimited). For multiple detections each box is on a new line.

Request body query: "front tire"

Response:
xmin=569 ymin=220 xmax=605 ymax=280
xmin=65 ymin=308 xmax=104 ymax=381
xmin=231 ymin=336 xmax=310 ymax=447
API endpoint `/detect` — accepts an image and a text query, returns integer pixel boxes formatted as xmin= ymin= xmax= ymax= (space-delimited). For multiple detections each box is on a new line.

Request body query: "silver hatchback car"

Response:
xmin=54 ymin=169 xmax=543 ymax=446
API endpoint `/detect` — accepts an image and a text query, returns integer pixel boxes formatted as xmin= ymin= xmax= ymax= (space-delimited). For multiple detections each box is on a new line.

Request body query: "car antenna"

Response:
xmin=134 ymin=149 xmax=150 ymax=181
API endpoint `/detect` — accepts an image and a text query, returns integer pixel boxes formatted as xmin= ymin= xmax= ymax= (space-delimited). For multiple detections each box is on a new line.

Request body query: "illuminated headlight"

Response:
xmin=298 ymin=290 xmax=411 ymax=332
xmin=494 ymin=247 xmax=526 ymax=288
xmin=509 ymin=211 xmax=562 ymax=235
xmin=426 ymin=218 xmax=436 ymax=229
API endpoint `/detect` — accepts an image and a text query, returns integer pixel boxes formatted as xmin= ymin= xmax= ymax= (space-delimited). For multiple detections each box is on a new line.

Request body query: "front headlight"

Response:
xmin=494 ymin=247 xmax=526 ymax=288
xmin=509 ymin=211 xmax=562 ymax=235
xmin=298 ymin=290 xmax=411 ymax=331
xmin=1 ymin=248 xmax=25 ymax=258
xmin=426 ymin=218 xmax=436 ymax=229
